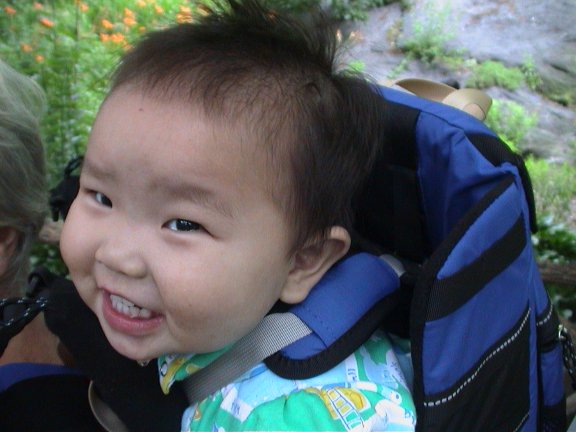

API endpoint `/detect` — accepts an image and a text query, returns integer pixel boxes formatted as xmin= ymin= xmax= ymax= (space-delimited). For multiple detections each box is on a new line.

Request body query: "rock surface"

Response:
xmin=341 ymin=0 xmax=576 ymax=163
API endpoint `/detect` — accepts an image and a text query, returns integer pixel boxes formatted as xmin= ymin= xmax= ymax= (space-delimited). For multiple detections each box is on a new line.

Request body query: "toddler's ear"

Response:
xmin=0 ymin=227 xmax=18 ymax=277
xmin=281 ymin=226 xmax=350 ymax=304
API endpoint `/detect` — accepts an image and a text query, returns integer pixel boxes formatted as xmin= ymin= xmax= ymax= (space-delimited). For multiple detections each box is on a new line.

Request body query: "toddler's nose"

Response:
xmin=95 ymin=224 xmax=147 ymax=279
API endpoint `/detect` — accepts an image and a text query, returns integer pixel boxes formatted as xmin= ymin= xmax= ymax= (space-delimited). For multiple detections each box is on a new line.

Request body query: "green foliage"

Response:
xmin=346 ymin=59 xmax=366 ymax=73
xmin=485 ymin=99 xmax=537 ymax=152
xmin=400 ymin=1 xmax=463 ymax=69
xmin=526 ymin=157 xmax=576 ymax=231
xmin=30 ymin=241 xmax=69 ymax=275
xmin=466 ymin=61 xmax=524 ymax=90
xmin=466 ymin=59 xmax=543 ymax=92
xmin=526 ymin=159 xmax=576 ymax=316
xmin=328 ymin=0 xmax=399 ymax=21
xmin=485 ymin=100 xmax=576 ymax=269
xmin=255 ymin=0 xmax=400 ymax=21
xmin=0 ymin=0 xmax=191 ymax=187
xmin=547 ymin=91 xmax=574 ymax=107
xmin=520 ymin=56 xmax=542 ymax=91
xmin=549 ymin=284 xmax=576 ymax=320
xmin=532 ymin=215 xmax=576 ymax=263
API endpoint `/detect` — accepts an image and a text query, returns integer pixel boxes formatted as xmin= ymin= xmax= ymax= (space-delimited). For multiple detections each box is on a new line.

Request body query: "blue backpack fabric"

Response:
xmin=266 ymin=86 xmax=565 ymax=431
xmin=374 ymin=87 xmax=565 ymax=432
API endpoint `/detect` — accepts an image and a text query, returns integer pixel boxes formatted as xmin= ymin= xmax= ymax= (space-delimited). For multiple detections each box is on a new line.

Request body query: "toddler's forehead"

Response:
xmin=99 ymin=87 xmax=292 ymax=196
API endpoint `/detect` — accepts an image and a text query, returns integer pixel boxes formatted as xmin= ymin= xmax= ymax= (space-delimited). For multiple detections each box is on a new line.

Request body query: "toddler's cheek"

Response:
xmin=59 ymin=223 xmax=76 ymax=269
xmin=60 ymin=206 xmax=91 ymax=272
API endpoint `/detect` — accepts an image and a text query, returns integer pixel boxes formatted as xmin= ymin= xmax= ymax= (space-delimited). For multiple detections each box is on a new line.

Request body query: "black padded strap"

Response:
xmin=355 ymin=100 xmax=427 ymax=262
xmin=468 ymin=134 xmax=537 ymax=233
xmin=266 ymin=290 xmax=405 ymax=379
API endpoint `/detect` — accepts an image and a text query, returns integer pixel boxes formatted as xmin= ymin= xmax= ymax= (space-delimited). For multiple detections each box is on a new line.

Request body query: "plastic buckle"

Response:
xmin=559 ymin=324 xmax=576 ymax=390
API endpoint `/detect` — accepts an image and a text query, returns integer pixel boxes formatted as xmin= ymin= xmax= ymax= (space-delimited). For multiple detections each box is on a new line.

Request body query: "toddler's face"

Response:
xmin=61 ymin=89 xmax=297 ymax=361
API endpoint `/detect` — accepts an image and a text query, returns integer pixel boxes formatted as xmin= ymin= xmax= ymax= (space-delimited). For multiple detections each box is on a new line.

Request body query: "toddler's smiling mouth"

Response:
xmin=110 ymin=293 xmax=153 ymax=319
xmin=101 ymin=290 xmax=164 ymax=337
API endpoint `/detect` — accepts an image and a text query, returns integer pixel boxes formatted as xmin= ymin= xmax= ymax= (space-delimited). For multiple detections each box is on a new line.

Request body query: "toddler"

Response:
xmin=60 ymin=0 xmax=416 ymax=429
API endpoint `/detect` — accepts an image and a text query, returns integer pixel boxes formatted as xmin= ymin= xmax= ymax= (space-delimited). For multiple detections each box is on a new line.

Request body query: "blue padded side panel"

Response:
xmin=421 ymin=181 xmax=528 ymax=393
xmin=281 ymin=253 xmax=399 ymax=359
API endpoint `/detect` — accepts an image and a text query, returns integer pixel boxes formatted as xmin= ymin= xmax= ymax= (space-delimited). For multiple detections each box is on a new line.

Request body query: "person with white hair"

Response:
xmin=0 ymin=59 xmax=47 ymax=297
xmin=0 ymin=60 xmax=101 ymax=431
xmin=0 ymin=59 xmax=63 ymax=365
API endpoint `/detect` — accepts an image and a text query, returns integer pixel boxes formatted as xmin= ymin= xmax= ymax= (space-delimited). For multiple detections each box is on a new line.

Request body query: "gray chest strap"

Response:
xmin=181 ymin=312 xmax=311 ymax=404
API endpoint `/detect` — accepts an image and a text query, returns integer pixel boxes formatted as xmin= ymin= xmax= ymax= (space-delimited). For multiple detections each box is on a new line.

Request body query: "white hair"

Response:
xmin=0 ymin=60 xmax=47 ymax=295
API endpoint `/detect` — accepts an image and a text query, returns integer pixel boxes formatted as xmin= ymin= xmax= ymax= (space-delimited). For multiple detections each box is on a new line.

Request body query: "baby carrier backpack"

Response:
xmin=177 ymin=79 xmax=568 ymax=432
xmin=354 ymin=81 xmax=567 ymax=431
xmin=0 ymin=79 xmax=569 ymax=432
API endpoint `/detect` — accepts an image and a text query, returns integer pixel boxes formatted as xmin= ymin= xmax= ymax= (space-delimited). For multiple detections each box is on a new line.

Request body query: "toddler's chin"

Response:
xmin=99 ymin=326 xmax=153 ymax=361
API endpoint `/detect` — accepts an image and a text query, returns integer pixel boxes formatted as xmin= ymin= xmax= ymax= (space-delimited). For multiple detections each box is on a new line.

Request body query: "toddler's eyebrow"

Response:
xmin=81 ymin=157 xmax=113 ymax=180
xmin=161 ymin=179 xmax=236 ymax=219
xmin=81 ymin=158 xmax=235 ymax=219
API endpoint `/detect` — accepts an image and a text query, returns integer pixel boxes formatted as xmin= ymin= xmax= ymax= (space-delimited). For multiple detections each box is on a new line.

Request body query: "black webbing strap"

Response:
xmin=468 ymin=134 xmax=538 ymax=233
xmin=181 ymin=312 xmax=311 ymax=404
xmin=0 ymin=297 xmax=48 ymax=356
xmin=560 ymin=325 xmax=576 ymax=390
xmin=384 ymin=102 xmax=426 ymax=262
xmin=354 ymin=100 xmax=427 ymax=262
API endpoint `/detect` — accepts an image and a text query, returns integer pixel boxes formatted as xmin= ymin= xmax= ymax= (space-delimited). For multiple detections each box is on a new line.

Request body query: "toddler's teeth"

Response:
xmin=129 ymin=306 xmax=140 ymax=318
xmin=110 ymin=294 xmax=153 ymax=319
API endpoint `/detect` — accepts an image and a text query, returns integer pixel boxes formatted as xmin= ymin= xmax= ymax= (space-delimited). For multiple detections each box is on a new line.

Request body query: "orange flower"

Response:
xmin=79 ymin=2 xmax=88 ymax=12
xmin=176 ymin=5 xmax=192 ymax=22
xmin=101 ymin=19 xmax=114 ymax=29
xmin=20 ymin=43 xmax=33 ymax=53
xmin=35 ymin=54 xmax=44 ymax=63
xmin=110 ymin=32 xmax=125 ymax=44
xmin=176 ymin=12 xmax=192 ymax=24
xmin=136 ymin=0 xmax=146 ymax=7
xmin=4 ymin=6 xmax=16 ymax=15
xmin=123 ymin=16 xmax=137 ymax=27
xmin=124 ymin=7 xmax=135 ymax=18
xmin=99 ymin=33 xmax=110 ymax=42
xmin=33 ymin=2 xmax=43 ymax=10
xmin=154 ymin=5 xmax=164 ymax=14
xmin=138 ymin=26 xmax=146 ymax=33
xmin=39 ymin=17 xmax=54 ymax=28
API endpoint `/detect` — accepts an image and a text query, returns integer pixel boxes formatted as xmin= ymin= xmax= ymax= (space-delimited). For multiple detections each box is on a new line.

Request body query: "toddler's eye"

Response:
xmin=164 ymin=219 xmax=202 ymax=232
xmin=94 ymin=191 xmax=112 ymax=207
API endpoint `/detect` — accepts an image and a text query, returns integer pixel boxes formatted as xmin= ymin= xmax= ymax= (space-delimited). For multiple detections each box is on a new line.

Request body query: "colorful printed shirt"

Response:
xmin=159 ymin=330 xmax=416 ymax=431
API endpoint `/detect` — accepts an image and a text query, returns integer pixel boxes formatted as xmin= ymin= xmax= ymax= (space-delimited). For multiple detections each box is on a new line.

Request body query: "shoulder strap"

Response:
xmin=0 ymin=268 xmax=53 ymax=357
xmin=181 ymin=253 xmax=402 ymax=403
xmin=182 ymin=312 xmax=311 ymax=404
